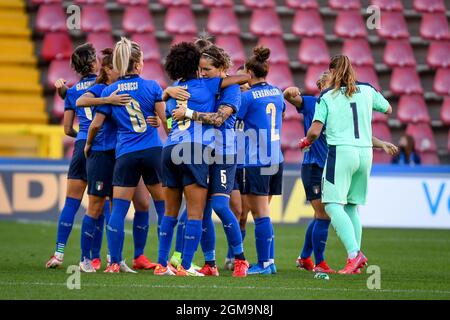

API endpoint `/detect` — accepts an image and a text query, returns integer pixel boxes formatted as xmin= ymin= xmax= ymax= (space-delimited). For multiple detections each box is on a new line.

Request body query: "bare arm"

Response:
xmin=384 ymin=105 xmax=393 ymax=115
xmin=63 ymin=110 xmax=78 ymax=138
xmin=172 ymin=104 xmax=234 ymax=127
xmin=55 ymin=78 xmax=68 ymax=100
xmin=154 ymin=101 xmax=170 ymax=135
xmin=283 ymin=87 xmax=303 ymax=109
xmin=162 ymin=86 xmax=191 ymax=102
xmin=221 ymin=74 xmax=250 ymax=88
xmin=84 ymin=113 xmax=106 ymax=158
xmin=76 ymin=89 xmax=131 ymax=107
xmin=306 ymin=121 xmax=324 ymax=144
xmin=372 ymin=136 xmax=399 ymax=156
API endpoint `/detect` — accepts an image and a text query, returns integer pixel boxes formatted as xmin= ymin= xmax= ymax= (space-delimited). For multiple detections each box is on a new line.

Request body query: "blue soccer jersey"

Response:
xmin=64 ymin=74 xmax=97 ymax=141
xmin=86 ymin=83 xmax=117 ymax=152
xmin=237 ymin=82 xmax=285 ymax=167
xmin=299 ymin=95 xmax=328 ymax=168
xmin=165 ymin=77 xmax=222 ymax=147
xmin=96 ymin=74 xmax=163 ymax=159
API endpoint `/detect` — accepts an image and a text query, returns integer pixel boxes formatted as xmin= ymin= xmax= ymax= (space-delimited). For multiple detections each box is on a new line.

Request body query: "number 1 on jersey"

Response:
xmin=350 ymin=102 xmax=360 ymax=139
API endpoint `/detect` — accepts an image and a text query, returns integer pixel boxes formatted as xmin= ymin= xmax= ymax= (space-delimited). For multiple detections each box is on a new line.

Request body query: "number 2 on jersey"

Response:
xmin=266 ymin=103 xmax=280 ymax=142
xmin=126 ymin=99 xmax=146 ymax=133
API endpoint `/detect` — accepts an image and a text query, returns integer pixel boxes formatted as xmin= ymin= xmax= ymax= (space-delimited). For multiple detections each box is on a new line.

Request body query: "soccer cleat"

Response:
xmin=338 ymin=252 xmax=368 ymax=275
xmin=91 ymin=258 xmax=101 ymax=271
xmin=120 ymin=260 xmax=138 ymax=273
xmin=296 ymin=257 xmax=315 ymax=271
xmin=133 ymin=255 xmax=157 ymax=270
xmin=247 ymin=263 xmax=272 ymax=275
xmin=224 ymin=258 xmax=235 ymax=271
xmin=232 ymin=259 xmax=249 ymax=278
xmin=104 ymin=263 xmax=120 ymax=273
xmin=198 ymin=264 xmax=219 ymax=276
xmin=313 ymin=261 xmax=336 ymax=274
xmin=168 ymin=263 xmax=178 ymax=274
xmin=270 ymin=263 xmax=277 ymax=274
xmin=154 ymin=264 xmax=176 ymax=276
xmin=106 ymin=254 xmax=111 ymax=268
xmin=169 ymin=252 xmax=182 ymax=268
xmin=352 ymin=268 xmax=362 ymax=275
xmin=46 ymin=255 xmax=63 ymax=269
xmin=176 ymin=265 xmax=205 ymax=277
xmin=79 ymin=258 xmax=96 ymax=273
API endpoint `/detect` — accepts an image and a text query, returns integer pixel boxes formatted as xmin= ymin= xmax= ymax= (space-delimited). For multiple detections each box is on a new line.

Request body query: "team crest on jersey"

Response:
xmin=313 ymin=185 xmax=321 ymax=195
xmin=96 ymin=181 xmax=104 ymax=191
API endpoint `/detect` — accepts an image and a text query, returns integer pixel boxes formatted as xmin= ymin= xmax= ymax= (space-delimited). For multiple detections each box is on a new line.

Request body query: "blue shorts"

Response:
xmin=67 ymin=139 xmax=87 ymax=181
xmin=86 ymin=149 xmax=115 ymax=197
xmin=162 ymin=143 xmax=211 ymax=189
xmin=209 ymin=162 xmax=237 ymax=195
xmin=233 ymin=167 xmax=244 ymax=193
xmin=113 ymin=147 xmax=162 ymax=187
xmin=242 ymin=163 xmax=284 ymax=196
xmin=301 ymin=163 xmax=324 ymax=201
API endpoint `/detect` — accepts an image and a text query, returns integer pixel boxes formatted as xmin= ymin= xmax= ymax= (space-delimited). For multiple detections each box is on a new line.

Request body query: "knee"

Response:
xmin=133 ymin=200 xmax=149 ymax=212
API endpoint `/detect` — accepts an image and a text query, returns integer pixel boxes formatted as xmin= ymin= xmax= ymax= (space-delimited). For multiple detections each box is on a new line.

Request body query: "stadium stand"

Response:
xmin=10 ymin=0 xmax=448 ymax=164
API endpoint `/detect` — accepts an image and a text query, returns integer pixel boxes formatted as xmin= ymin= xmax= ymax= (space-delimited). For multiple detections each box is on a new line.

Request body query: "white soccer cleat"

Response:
xmin=176 ymin=265 xmax=205 ymax=277
xmin=120 ymin=260 xmax=138 ymax=274
xmin=153 ymin=264 xmax=176 ymax=276
xmin=46 ymin=253 xmax=63 ymax=269
xmin=79 ymin=258 xmax=96 ymax=273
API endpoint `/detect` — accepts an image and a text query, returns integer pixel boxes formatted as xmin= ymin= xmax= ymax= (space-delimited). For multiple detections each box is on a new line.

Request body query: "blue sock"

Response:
xmin=91 ymin=214 xmax=105 ymax=259
xmin=301 ymin=219 xmax=316 ymax=259
xmin=153 ymin=200 xmax=165 ymax=239
xmin=80 ymin=215 xmax=97 ymax=261
xmin=254 ymin=217 xmax=273 ymax=265
xmin=103 ymin=200 xmax=111 ymax=257
xmin=312 ymin=219 xmax=331 ymax=265
xmin=158 ymin=216 xmax=178 ymax=266
xmin=133 ymin=210 xmax=149 ymax=259
xmin=270 ymin=227 xmax=275 ymax=261
xmin=182 ymin=219 xmax=203 ymax=270
xmin=106 ymin=199 xmax=130 ymax=264
xmin=174 ymin=209 xmax=187 ymax=253
xmin=228 ymin=228 xmax=246 ymax=259
xmin=56 ymin=197 xmax=81 ymax=254
xmin=200 ymin=201 xmax=215 ymax=262
xmin=212 ymin=195 xmax=243 ymax=257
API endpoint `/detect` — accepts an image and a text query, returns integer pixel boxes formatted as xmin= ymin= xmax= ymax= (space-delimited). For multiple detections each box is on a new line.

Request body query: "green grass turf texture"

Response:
xmin=0 ymin=220 xmax=449 ymax=300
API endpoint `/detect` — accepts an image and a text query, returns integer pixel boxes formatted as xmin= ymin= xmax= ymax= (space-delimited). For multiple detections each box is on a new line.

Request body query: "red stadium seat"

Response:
xmin=243 ymin=0 xmax=275 ymax=8
xmin=159 ymin=0 xmax=191 ymax=6
xmin=420 ymin=13 xmax=450 ymax=41
xmin=354 ymin=66 xmax=381 ymax=91
xmin=334 ymin=11 xmax=367 ymax=38
xmin=342 ymin=39 xmax=375 ymax=67
xmin=74 ymin=0 xmax=106 ymax=4
xmin=41 ymin=32 xmax=73 ymax=61
xmin=370 ymin=0 xmax=403 ymax=11
xmin=47 ymin=59 xmax=79 ymax=88
xmin=207 ymin=7 xmax=240 ymax=36
xmin=35 ymin=4 xmax=66 ymax=32
xmin=434 ymin=68 xmax=450 ymax=96
xmin=266 ymin=64 xmax=295 ymax=90
xmin=250 ymin=9 xmax=283 ymax=36
xmin=52 ymin=92 xmax=65 ymax=119
xmin=384 ymin=40 xmax=417 ymax=68
xmin=282 ymin=120 xmax=304 ymax=149
xmin=414 ymin=0 xmax=446 ymax=13
xmin=406 ymin=123 xmax=438 ymax=152
xmin=201 ymin=0 xmax=233 ymax=7
xmin=305 ymin=64 xmax=329 ymax=94
xmin=132 ymin=33 xmax=161 ymax=62
xmin=286 ymin=0 xmax=318 ymax=9
xmin=390 ymin=67 xmax=424 ymax=95
xmin=292 ymin=9 xmax=325 ymax=38
xmin=448 ymin=129 xmax=450 ymax=152
xmin=373 ymin=149 xmax=392 ymax=164
xmin=215 ymin=36 xmax=246 ymax=68
xmin=372 ymin=112 xmax=388 ymax=123
xmin=419 ymin=151 xmax=440 ymax=165
xmin=257 ymin=37 xmax=289 ymax=64
xmin=298 ymin=37 xmax=330 ymax=65
xmin=165 ymin=6 xmax=197 ymax=35
xmin=122 ymin=6 xmax=155 ymax=34
xmin=170 ymin=34 xmax=197 ymax=46
xmin=141 ymin=61 xmax=167 ymax=88
xmin=283 ymin=148 xmax=304 ymax=164
xmin=440 ymin=96 xmax=450 ymax=125
xmin=329 ymin=0 xmax=360 ymax=10
xmin=87 ymin=32 xmax=114 ymax=54
xmin=117 ymin=0 xmax=148 ymax=5
xmin=81 ymin=5 xmax=112 ymax=32
xmin=377 ymin=12 xmax=409 ymax=39
xmin=397 ymin=95 xmax=431 ymax=124
xmin=284 ymin=102 xmax=302 ymax=121
xmin=372 ymin=122 xmax=392 ymax=142
xmin=427 ymin=41 xmax=450 ymax=69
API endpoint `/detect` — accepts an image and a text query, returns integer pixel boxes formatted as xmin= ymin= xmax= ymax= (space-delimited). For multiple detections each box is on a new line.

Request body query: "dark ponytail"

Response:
xmin=96 ymin=48 xmax=113 ymax=84
xmin=245 ymin=46 xmax=271 ymax=78
xmin=71 ymin=43 xmax=96 ymax=77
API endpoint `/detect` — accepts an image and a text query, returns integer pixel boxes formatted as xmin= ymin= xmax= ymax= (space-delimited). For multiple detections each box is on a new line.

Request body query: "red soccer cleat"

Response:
xmin=132 ymin=255 xmax=157 ymax=270
xmin=198 ymin=264 xmax=219 ymax=276
xmin=104 ymin=263 xmax=120 ymax=273
xmin=313 ymin=261 xmax=336 ymax=274
xmin=296 ymin=257 xmax=315 ymax=271
xmin=232 ymin=259 xmax=249 ymax=278
xmin=338 ymin=252 xmax=368 ymax=275
xmin=154 ymin=264 xmax=175 ymax=276
xmin=91 ymin=258 xmax=101 ymax=271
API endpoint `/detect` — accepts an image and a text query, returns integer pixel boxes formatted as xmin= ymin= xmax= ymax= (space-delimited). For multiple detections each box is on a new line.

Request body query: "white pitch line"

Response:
xmin=1 ymin=281 xmax=450 ymax=296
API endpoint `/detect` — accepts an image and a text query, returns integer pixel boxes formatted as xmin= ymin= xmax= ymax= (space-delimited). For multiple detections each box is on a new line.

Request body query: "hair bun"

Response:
xmin=253 ymin=46 xmax=271 ymax=63
xmin=194 ymin=36 xmax=213 ymax=51
xmin=101 ymin=48 xmax=113 ymax=56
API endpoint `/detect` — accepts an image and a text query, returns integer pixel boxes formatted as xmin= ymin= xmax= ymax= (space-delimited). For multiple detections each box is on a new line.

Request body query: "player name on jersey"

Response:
xmin=117 ymin=82 xmax=139 ymax=91
xmin=251 ymin=88 xmax=281 ymax=99
xmin=76 ymin=80 xmax=95 ymax=91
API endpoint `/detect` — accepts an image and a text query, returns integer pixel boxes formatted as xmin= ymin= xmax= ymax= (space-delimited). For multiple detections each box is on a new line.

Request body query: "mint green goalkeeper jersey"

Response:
xmin=313 ymin=82 xmax=390 ymax=147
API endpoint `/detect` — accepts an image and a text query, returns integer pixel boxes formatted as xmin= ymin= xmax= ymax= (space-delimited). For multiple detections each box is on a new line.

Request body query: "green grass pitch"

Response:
xmin=0 ymin=220 xmax=449 ymax=300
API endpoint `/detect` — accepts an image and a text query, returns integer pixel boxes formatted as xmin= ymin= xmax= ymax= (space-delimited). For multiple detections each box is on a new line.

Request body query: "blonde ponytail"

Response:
xmin=113 ymin=37 xmax=142 ymax=77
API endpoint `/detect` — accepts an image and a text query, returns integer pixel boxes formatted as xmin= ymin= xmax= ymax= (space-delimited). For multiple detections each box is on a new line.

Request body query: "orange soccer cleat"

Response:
xmin=133 ymin=255 xmax=157 ymax=270
xmin=198 ymin=264 xmax=219 ymax=276
xmin=154 ymin=264 xmax=176 ymax=276
xmin=91 ymin=258 xmax=101 ymax=271
xmin=338 ymin=252 xmax=368 ymax=275
xmin=176 ymin=265 xmax=205 ymax=277
xmin=104 ymin=263 xmax=121 ymax=273
xmin=313 ymin=261 xmax=336 ymax=274
xmin=296 ymin=257 xmax=315 ymax=271
xmin=232 ymin=259 xmax=249 ymax=278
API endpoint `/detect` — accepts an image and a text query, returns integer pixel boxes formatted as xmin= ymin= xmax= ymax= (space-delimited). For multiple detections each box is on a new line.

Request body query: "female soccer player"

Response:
xmin=236 ymin=47 xmax=285 ymax=275
xmin=154 ymin=42 xmax=249 ymax=276
xmin=300 ymin=55 xmax=393 ymax=274
xmin=172 ymin=40 xmax=249 ymax=277
xmin=76 ymin=48 xmax=162 ymax=272
xmin=85 ymin=38 xmax=168 ymax=273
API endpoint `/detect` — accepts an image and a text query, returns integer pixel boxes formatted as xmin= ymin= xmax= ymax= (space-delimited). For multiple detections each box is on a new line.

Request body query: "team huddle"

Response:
xmin=45 ymin=36 xmax=397 ymax=277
